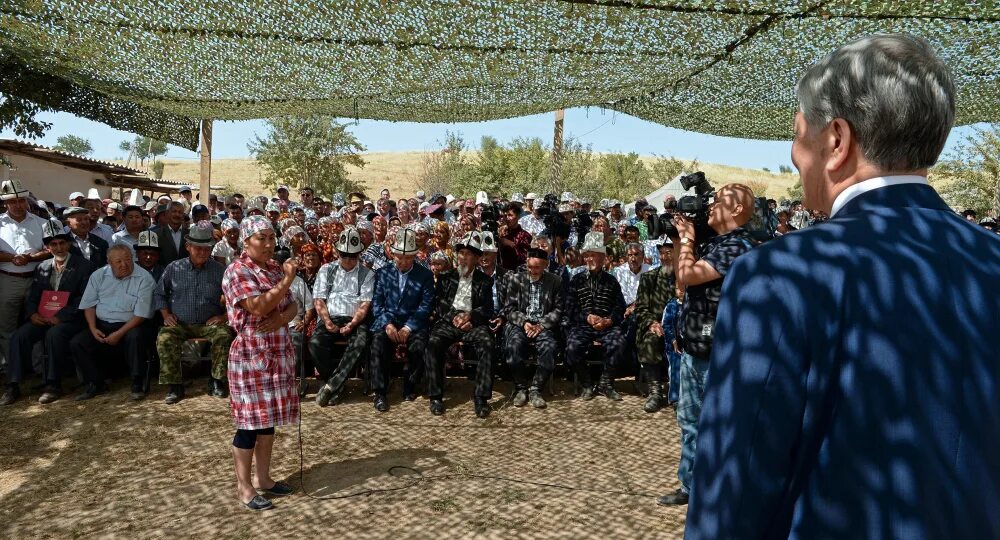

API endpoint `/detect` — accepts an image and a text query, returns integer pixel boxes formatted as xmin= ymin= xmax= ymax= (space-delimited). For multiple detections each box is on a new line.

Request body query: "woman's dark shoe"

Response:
xmin=260 ymin=481 xmax=293 ymax=496
xmin=244 ymin=494 xmax=273 ymax=510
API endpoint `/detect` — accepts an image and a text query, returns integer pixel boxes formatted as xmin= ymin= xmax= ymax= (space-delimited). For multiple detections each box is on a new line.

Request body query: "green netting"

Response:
xmin=2 ymin=1 xmax=998 ymax=150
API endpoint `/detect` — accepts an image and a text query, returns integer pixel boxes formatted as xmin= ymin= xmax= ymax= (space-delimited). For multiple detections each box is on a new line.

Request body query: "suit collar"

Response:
xmin=834 ymin=181 xmax=950 ymax=218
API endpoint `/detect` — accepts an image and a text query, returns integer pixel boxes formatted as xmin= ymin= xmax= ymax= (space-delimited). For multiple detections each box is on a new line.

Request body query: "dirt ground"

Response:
xmin=0 ymin=375 xmax=688 ymax=539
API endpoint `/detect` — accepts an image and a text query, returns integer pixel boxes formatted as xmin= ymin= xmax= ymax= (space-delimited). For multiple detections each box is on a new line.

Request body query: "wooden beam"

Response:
xmin=550 ymin=109 xmax=565 ymax=193
xmin=199 ymin=119 xmax=213 ymax=203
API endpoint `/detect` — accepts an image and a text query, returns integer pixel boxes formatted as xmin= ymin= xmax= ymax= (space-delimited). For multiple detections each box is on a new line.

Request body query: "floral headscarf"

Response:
xmin=221 ymin=218 xmax=240 ymax=232
xmin=282 ymin=225 xmax=308 ymax=244
xmin=240 ymin=215 xmax=273 ymax=243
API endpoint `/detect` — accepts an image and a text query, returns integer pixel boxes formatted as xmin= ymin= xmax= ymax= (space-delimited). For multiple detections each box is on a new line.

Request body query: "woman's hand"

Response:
xmin=282 ymin=257 xmax=299 ymax=279
xmin=258 ymin=309 xmax=289 ymax=333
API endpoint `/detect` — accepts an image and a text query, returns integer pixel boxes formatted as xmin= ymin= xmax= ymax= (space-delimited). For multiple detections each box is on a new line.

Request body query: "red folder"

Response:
xmin=38 ymin=290 xmax=69 ymax=318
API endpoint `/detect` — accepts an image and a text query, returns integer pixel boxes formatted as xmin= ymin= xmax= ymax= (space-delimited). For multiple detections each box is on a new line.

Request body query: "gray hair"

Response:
xmin=626 ymin=242 xmax=644 ymax=254
xmin=796 ymin=34 xmax=955 ymax=171
xmin=106 ymin=243 xmax=132 ymax=260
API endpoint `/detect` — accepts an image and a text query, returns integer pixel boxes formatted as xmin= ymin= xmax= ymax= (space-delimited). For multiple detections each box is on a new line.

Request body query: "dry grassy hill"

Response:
xmin=134 ymin=152 xmax=800 ymax=200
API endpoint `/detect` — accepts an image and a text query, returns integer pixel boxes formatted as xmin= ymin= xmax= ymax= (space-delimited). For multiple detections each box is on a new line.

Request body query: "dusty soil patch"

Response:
xmin=0 ymin=376 xmax=687 ymax=539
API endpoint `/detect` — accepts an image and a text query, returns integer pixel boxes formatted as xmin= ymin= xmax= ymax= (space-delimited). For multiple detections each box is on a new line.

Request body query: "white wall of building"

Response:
xmin=5 ymin=153 xmax=111 ymax=205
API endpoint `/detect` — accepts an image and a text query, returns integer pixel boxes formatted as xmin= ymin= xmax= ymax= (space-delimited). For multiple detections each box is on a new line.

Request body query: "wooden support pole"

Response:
xmin=199 ymin=119 xmax=213 ymax=202
xmin=550 ymin=109 xmax=565 ymax=193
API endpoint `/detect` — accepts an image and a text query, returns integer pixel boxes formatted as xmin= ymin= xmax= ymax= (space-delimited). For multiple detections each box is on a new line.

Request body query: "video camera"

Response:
xmin=660 ymin=171 xmax=716 ymax=242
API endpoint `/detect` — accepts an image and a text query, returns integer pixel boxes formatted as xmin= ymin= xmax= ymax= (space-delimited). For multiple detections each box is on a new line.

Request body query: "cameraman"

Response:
xmin=658 ymin=183 xmax=755 ymax=507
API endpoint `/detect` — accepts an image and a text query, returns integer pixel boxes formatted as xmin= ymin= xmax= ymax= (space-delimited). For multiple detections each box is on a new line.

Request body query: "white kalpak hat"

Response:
xmin=391 ymin=227 xmax=419 ymax=255
xmin=0 ymin=179 xmax=28 ymax=201
xmin=335 ymin=226 xmax=365 ymax=255
xmin=128 ymin=188 xmax=142 ymax=206
xmin=475 ymin=190 xmax=489 ymax=206
xmin=581 ymin=232 xmax=607 ymax=254
xmin=86 ymin=188 xmax=101 ymax=201
xmin=455 ymin=231 xmax=485 ymax=255
xmin=479 ymin=231 xmax=498 ymax=253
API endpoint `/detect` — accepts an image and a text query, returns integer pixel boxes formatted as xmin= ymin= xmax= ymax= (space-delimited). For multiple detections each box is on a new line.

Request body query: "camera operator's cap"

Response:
xmin=525 ymin=192 xmax=538 ymax=201
xmin=276 ymin=185 xmax=289 ymax=193
xmin=335 ymin=226 xmax=365 ymax=254
xmin=135 ymin=230 xmax=160 ymax=251
xmin=581 ymin=232 xmax=607 ymax=254
xmin=186 ymin=220 xmax=216 ymax=246
xmin=455 ymin=231 xmax=484 ymax=255
xmin=560 ymin=191 xmax=575 ymax=202
xmin=445 ymin=194 xmax=455 ymax=205
xmin=558 ymin=202 xmax=574 ymax=214
xmin=86 ymin=188 xmax=101 ymax=201
xmin=475 ymin=190 xmax=489 ymax=206
xmin=390 ymin=227 xmax=419 ymax=255
xmin=511 ymin=192 xmax=524 ymax=203
xmin=0 ymin=178 xmax=28 ymax=200
xmin=479 ymin=230 xmax=498 ymax=253
xmin=41 ymin=219 xmax=71 ymax=244
xmin=415 ymin=190 xmax=426 ymax=201
xmin=579 ymin=198 xmax=590 ymax=206
xmin=68 ymin=191 xmax=85 ymax=202
xmin=64 ymin=206 xmax=89 ymax=217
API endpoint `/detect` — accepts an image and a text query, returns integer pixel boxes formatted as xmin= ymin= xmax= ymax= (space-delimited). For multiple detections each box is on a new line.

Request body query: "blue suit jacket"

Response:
xmin=371 ymin=263 xmax=435 ymax=333
xmin=688 ymin=183 xmax=1000 ymax=539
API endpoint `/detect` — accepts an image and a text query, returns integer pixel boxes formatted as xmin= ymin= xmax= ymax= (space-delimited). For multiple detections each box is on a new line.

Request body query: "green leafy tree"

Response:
xmin=416 ymin=131 xmax=477 ymax=198
xmin=248 ymin=116 xmax=367 ymax=198
xmin=933 ymin=125 xmax=1000 ymax=217
xmin=778 ymin=164 xmax=794 ymax=174
xmin=787 ymin=179 xmax=804 ymax=200
xmin=557 ymin=140 xmax=599 ymax=198
xmin=151 ymin=160 xmax=165 ymax=179
xmin=119 ymin=136 xmax=168 ymax=166
xmin=0 ymin=94 xmax=50 ymax=139
xmin=597 ymin=152 xmax=651 ymax=201
xmin=53 ymin=135 xmax=93 ymax=156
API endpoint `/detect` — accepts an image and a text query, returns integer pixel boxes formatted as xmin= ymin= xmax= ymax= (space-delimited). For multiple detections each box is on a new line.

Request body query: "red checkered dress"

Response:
xmin=222 ymin=253 xmax=300 ymax=430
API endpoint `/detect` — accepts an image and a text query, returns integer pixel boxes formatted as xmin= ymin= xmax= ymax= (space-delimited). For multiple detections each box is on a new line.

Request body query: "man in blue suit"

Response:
xmin=686 ymin=34 xmax=1000 ymax=539
xmin=369 ymin=227 xmax=435 ymax=412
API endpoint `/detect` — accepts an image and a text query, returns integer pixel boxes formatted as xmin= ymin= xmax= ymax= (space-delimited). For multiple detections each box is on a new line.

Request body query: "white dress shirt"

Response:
xmin=312 ymin=262 xmax=375 ymax=318
xmin=613 ymin=262 xmax=650 ymax=306
xmin=73 ymin=234 xmax=93 ymax=261
xmin=452 ymin=270 xmax=474 ymax=312
xmin=830 ymin=175 xmax=928 ymax=218
xmin=0 ymin=212 xmax=47 ymax=273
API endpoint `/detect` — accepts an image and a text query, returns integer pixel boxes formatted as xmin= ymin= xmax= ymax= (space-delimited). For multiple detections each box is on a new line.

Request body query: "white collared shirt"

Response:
xmin=830 ymin=175 xmax=928 ymax=218
xmin=73 ymin=234 xmax=92 ymax=261
xmin=0 ymin=212 xmax=47 ymax=273
xmin=452 ymin=270 xmax=474 ymax=312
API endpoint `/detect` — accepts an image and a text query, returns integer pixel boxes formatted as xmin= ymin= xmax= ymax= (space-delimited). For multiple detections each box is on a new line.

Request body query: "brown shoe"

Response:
xmin=38 ymin=386 xmax=62 ymax=404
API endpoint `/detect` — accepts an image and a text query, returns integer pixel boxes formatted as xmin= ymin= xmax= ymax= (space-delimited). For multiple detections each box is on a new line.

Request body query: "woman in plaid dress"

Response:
xmin=221 ymin=215 xmax=301 ymax=511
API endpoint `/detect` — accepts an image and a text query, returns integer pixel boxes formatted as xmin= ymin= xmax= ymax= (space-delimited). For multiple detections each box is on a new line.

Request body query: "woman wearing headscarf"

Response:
xmin=413 ymin=223 xmax=433 ymax=268
xmin=432 ymin=220 xmax=453 ymax=260
xmin=221 ymin=215 xmax=300 ymax=510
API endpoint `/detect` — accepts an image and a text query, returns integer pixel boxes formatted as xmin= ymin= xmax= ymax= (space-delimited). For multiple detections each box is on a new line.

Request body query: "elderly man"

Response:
xmin=156 ymin=201 xmax=189 ymax=266
xmin=154 ymin=222 xmax=231 ymax=404
xmin=70 ymin=244 xmax=155 ymax=401
xmin=1 ymin=221 xmax=92 ymax=405
xmin=311 ymin=227 xmax=376 ymax=407
xmin=424 ymin=232 xmax=496 ymax=417
xmin=633 ymin=240 xmax=677 ymax=413
xmin=613 ymin=242 xmax=650 ymax=366
xmin=0 ymin=179 xmax=52 ymax=365
xmin=685 ymin=35 xmax=1000 ymax=539
xmin=65 ymin=206 xmax=109 ymax=268
xmin=565 ymin=232 xmax=626 ymax=401
xmin=503 ymin=248 xmax=564 ymax=409
xmin=369 ymin=228 xmax=435 ymax=412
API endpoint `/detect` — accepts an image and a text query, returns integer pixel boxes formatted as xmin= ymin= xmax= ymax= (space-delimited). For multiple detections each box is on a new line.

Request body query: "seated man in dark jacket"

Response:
xmin=565 ymin=232 xmax=627 ymax=401
xmin=503 ymin=248 xmax=564 ymax=409
xmin=64 ymin=206 xmax=108 ymax=269
xmin=1 ymin=221 xmax=93 ymax=405
xmin=369 ymin=228 xmax=436 ymax=412
xmin=425 ymin=231 xmax=496 ymax=417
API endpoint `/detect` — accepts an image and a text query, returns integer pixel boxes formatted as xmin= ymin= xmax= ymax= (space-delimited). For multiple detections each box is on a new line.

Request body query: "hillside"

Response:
xmin=129 ymin=152 xmax=801 ymax=200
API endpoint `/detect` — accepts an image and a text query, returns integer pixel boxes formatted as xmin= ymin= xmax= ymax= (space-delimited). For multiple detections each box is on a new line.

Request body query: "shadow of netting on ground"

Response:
xmin=0 ymin=377 xmax=687 ymax=539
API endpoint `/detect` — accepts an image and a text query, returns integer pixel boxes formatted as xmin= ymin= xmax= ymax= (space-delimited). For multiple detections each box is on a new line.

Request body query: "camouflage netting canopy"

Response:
xmin=1 ymin=1 xmax=998 ymax=150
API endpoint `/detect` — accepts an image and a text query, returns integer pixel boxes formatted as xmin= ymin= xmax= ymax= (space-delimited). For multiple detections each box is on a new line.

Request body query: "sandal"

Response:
xmin=261 ymin=481 xmax=294 ymax=496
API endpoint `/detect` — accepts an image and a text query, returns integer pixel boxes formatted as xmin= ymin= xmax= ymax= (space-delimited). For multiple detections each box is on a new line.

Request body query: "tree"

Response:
xmin=778 ymin=164 xmax=794 ymax=174
xmin=151 ymin=160 xmax=165 ymax=179
xmin=248 ymin=116 xmax=367 ymax=198
xmin=53 ymin=135 xmax=93 ymax=156
xmin=119 ymin=136 xmax=168 ymax=166
xmin=933 ymin=125 xmax=1000 ymax=217
xmin=787 ymin=179 xmax=804 ymax=201
xmin=597 ymin=152 xmax=651 ymax=201
xmin=0 ymin=93 xmax=50 ymax=139
xmin=416 ymin=131 xmax=476 ymax=198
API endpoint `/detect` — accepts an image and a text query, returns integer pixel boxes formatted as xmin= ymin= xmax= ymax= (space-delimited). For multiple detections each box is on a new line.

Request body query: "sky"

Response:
xmin=0 ymin=107 xmax=980 ymax=171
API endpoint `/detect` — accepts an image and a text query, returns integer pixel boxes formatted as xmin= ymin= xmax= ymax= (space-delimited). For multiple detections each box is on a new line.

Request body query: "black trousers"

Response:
xmin=369 ymin=326 xmax=429 ymax=395
xmin=309 ymin=317 xmax=371 ymax=392
xmin=7 ymin=320 xmax=86 ymax=384
xmin=70 ymin=319 xmax=146 ymax=384
xmin=504 ymin=323 xmax=558 ymax=390
xmin=566 ymin=324 xmax=625 ymax=368
xmin=426 ymin=322 xmax=495 ymax=400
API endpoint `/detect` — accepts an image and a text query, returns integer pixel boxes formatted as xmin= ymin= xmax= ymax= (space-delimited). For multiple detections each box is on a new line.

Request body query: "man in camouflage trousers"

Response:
xmin=153 ymin=221 xmax=233 ymax=404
